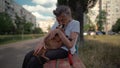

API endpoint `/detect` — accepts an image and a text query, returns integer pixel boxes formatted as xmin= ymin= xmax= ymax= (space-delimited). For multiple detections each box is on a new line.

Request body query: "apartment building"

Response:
xmin=0 ymin=0 xmax=36 ymax=26
xmin=87 ymin=0 xmax=120 ymax=31
xmin=14 ymin=3 xmax=36 ymax=24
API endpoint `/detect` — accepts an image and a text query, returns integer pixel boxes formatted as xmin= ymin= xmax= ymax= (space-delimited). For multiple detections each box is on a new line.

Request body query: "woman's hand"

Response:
xmin=33 ymin=40 xmax=45 ymax=56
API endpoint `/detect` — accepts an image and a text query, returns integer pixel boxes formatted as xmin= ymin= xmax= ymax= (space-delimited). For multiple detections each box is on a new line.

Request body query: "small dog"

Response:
xmin=36 ymin=25 xmax=65 ymax=61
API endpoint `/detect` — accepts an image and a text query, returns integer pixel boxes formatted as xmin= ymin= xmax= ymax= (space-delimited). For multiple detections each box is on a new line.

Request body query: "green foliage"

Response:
xmin=84 ymin=24 xmax=95 ymax=31
xmin=57 ymin=0 xmax=98 ymax=12
xmin=0 ymin=13 xmax=14 ymax=34
xmin=15 ymin=15 xmax=25 ymax=34
xmin=84 ymin=24 xmax=90 ymax=31
xmin=96 ymin=10 xmax=107 ymax=31
xmin=33 ymin=27 xmax=43 ymax=34
xmin=112 ymin=18 xmax=120 ymax=33
xmin=84 ymin=14 xmax=96 ymax=31
xmin=15 ymin=14 xmax=34 ymax=34
xmin=57 ymin=0 xmax=68 ymax=6
xmin=0 ymin=13 xmax=35 ymax=35
xmin=24 ymin=22 xmax=34 ymax=34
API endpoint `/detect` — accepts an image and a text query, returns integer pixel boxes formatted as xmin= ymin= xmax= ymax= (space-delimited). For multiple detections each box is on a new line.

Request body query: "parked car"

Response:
xmin=108 ymin=31 xmax=116 ymax=35
xmin=83 ymin=32 xmax=88 ymax=36
xmin=90 ymin=32 xmax=96 ymax=35
xmin=96 ymin=31 xmax=103 ymax=35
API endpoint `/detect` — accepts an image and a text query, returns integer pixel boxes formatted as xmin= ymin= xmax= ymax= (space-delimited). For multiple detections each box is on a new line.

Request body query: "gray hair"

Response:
xmin=53 ymin=5 xmax=71 ymax=17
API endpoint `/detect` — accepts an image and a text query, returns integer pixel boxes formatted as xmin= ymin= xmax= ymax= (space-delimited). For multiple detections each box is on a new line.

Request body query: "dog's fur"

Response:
xmin=37 ymin=25 xmax=64 ymax=60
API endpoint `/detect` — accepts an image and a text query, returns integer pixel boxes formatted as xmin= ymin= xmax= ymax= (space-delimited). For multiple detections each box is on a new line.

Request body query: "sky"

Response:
xmin=14 ymin=0 xmax=57 ymax=22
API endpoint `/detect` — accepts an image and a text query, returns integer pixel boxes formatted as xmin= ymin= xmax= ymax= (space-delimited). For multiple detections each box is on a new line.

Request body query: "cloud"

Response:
xmin=32 ymin=12 xmax=54 ymax=21
xmin=23 ymin=5 xmax=56 ymax=15
xmin=32 ymin=0 xmax=57 ymax=7
xmin=22 ymin=0 xmax=57 ymax=22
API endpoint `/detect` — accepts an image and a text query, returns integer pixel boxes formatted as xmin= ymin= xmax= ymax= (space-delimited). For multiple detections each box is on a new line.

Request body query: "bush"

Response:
xmin=33 ymin=27 xmax=44 ymax=34
xmin=112 ymin=18 xmax=120 ymax=33
xmin=0 ymin=13 xmax=15 ymax=34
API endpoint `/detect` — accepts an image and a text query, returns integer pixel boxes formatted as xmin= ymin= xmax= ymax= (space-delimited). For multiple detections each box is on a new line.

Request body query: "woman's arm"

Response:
xmin=57 ymin=29 xmax=79 ymax=49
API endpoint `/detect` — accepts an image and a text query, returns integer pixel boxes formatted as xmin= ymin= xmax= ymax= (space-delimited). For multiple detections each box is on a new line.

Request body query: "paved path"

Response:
xmin=0 ymin=38 xmax=43 ymax=68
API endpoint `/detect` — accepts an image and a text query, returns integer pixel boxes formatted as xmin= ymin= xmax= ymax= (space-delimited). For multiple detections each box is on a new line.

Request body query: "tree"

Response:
xmin=15 ymin=14 xmax=24 ymax=34
xmin=57 ymin=0 xmax=98 ymax=45
xmin=84 ymin=14 xmax=95 ymax=31
xmin=112 ymin=18 xmax=120 ymax=33
xmin=24 ymin=22 xmax=34 ymax=34
xmin=0 ymin=13 xmax=14 ymax=34
xmin=85 ymin=14 xmax=93 ymax=25
xmin=84 ymin=24 xmax=91 ymax=31
xmin=95 ymin=10 xmax=107 ymax=31
xmin=33 ymin=27 xmax=43 ymax=34
xmin=15 ymin=14 xmax=35 ymax=34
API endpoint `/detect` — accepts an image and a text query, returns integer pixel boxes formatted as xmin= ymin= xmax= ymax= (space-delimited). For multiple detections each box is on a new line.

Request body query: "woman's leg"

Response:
xmin=22 ymin=50 xmax=47 ymax=68
xmin=22 ymin=50 xmax=34 ymax=68
xmin=26 ymin=56 xmax=45 ymax=68
xmin=36 ymin=48 xmax=68 ymax=68
xmin=22 ymin=48 xmax=68 ymax=68
xmin=45 ymin=48 xmax=68 ymax=60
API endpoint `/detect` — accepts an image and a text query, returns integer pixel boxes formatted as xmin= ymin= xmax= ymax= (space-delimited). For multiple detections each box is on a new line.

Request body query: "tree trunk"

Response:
xmin=75 ymin=2 xmax=84 ymax=46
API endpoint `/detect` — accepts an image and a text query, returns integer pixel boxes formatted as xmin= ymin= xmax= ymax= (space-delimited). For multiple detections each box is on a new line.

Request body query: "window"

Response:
xmin=106 ymin=1 xmax=110 ymax=4
xmin=116 ymin=8 xmax=119 ymax=12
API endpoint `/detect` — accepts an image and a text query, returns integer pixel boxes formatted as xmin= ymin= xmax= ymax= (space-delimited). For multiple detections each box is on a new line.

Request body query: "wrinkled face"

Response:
xmin=56 ymin=13 xmax=70 ymax=25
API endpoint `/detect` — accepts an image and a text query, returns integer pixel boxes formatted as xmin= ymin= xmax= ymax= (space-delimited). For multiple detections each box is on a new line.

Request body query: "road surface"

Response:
xmin=0 ymin=38 xmax=43 ymax=68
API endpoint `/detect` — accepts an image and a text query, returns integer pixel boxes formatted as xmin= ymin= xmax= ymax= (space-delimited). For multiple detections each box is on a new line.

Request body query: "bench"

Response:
xmin=44 ymin=54 xmax=86 ymax=68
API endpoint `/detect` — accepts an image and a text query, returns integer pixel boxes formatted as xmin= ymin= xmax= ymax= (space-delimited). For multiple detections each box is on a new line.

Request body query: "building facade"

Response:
xmin=0 ymin=0 xmax=36 ymax=27
xmin=87 ymin=0 xmax=120 ymax=31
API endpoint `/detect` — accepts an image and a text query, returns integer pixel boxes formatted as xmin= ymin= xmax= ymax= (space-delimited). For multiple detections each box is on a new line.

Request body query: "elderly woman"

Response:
xmin=22 ymin=5 xmax=80 ymax=68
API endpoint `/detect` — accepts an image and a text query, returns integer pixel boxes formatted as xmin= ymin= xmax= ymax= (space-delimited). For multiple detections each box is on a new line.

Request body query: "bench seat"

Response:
xmin=44 ymin=54 xmax=86 ymax=68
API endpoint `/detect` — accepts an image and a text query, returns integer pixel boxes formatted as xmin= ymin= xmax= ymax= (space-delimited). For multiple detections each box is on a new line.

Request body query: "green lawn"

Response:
xmin=79 ymin=35 xmax=120 ymax=68
xmin=0 ymin=34 xmax=44 ymax=45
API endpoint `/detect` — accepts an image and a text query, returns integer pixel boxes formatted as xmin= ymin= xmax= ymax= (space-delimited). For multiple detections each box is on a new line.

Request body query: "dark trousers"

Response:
xmin=22 ymin=48 xmax=68 ymax=68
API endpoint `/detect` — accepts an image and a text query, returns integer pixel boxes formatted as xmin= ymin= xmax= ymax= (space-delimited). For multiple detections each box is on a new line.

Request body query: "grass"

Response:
xmin=0 ymin=34 xmax=44 ymax=45
xmin=79 ymin=35 xmax=120 ymax=68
